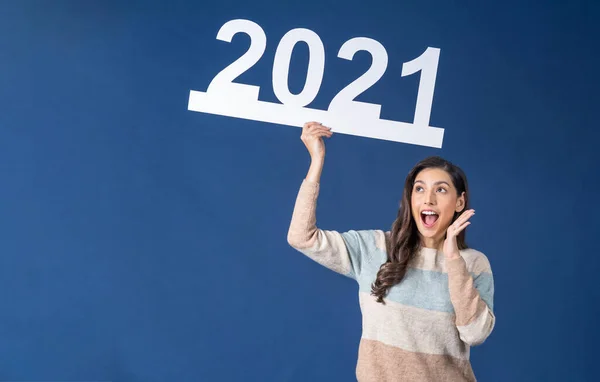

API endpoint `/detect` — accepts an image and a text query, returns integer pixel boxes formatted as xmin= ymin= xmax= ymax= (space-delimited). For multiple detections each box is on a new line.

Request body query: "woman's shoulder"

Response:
xmin=459 ymin=247 xmax=493 ymax=274
xmin=340 ymin=229 xmax=389 ymax=253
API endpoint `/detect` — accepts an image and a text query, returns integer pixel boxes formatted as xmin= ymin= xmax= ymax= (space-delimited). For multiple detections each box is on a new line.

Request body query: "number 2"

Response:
xmin=206 ymin=19 xmax=266 ymax=100
xmin=328 ymin=37 xmax=388 ymax=119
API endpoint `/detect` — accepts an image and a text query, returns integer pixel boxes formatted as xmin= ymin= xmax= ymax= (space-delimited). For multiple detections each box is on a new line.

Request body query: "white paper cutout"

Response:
xmin=188 ymin=19 xmax=445 ymax=148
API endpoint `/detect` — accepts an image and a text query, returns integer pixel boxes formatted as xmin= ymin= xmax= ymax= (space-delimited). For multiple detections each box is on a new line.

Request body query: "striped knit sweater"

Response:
xmin=287 ymin=179 xmax=495 ymax=381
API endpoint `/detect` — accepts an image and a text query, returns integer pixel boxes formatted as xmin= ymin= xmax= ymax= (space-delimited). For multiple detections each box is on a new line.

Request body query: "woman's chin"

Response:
xmin=417 ymin=221 xmax=438 ymax=234
xmin=417 ymin=224 xmax=446 ymax=242
xmin=417 ymin=227 xmax=437 ymax=238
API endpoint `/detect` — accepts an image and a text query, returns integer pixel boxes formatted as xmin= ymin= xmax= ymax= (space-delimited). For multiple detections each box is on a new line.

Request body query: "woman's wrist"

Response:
xmin=306 ymin=155 xmax=324 ymax=183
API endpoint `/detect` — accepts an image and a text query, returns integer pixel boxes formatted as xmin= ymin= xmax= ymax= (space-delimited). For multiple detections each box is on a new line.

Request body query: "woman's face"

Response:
xmin=410 ymin=167 xmax=465 ymax=248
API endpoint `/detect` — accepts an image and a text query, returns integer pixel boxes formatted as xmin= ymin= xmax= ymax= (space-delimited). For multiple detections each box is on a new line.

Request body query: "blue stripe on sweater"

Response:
xmin=340 ymin=229 xmax=377 ymax=279
xmin=359 ymin=267 xmax=456 ymax=312
xmin=473 ymin=272 xmax=494 ymax=311
xmin=340 ymin=229 xmax=494 ymax=313
xmin=358 ymin=268 xmax=494 ymax=313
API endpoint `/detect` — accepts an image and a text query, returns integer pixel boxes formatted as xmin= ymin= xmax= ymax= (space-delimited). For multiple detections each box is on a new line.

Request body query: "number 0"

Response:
xmin=272 ymin=28 xmax=325 ymax=107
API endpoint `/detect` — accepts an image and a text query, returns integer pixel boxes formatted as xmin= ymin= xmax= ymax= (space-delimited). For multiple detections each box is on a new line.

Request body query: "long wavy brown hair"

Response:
xmin=370 ymin=156 xmax=470 ymax=304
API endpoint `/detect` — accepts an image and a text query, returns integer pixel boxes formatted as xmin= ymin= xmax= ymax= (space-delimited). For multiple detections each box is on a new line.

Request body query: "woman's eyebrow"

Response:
xmin=414 ymin=180 xmax=450 ymax=186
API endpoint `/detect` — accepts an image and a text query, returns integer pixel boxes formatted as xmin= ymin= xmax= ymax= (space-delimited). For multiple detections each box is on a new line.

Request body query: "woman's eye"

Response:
xmin=437 ymin=187 xmax=447 ymax=193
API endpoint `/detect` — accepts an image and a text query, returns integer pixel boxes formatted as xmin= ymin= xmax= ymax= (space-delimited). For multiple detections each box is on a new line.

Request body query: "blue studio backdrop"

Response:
xmin=1 ymin=1 xmax=599 ymax=381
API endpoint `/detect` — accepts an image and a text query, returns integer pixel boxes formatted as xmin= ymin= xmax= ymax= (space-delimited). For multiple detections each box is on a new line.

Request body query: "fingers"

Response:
xmin=454 ymin=209 xmax=475 ymax=226
xmin=448 ymin=210 xmax=474 ymax=236
xmin=302 ymin=130 xmax=332 ymax=142
xmin=447 ymin=221 xmax=470 ymax=238
xmin=303 ymin=121 xmax=332 ymax=132
xmin=455 ymin=221 xmax=471 ymax=234
xmin=302 ymin=121 xmax=333 ymax=139
xmin=303 ymin=121 xmax=322 ymax=129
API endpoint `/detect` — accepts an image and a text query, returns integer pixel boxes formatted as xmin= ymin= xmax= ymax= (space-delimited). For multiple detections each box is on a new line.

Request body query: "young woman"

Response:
xmin=287 ymin=122 xmax=495 ymax=382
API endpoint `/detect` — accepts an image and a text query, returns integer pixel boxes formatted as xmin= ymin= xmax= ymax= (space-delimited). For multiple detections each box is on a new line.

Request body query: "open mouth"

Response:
xmin=421 ymin=210 xmax=439 ymax=228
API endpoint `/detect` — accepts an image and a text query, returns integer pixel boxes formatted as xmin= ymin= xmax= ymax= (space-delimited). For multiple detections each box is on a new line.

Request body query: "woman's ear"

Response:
xmin=455 ymin=191 xmax=466 ymax=212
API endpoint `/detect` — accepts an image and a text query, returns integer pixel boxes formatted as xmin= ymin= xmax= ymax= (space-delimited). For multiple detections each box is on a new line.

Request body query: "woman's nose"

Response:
xmin=424 ymin=192 xmax=435 ymax=205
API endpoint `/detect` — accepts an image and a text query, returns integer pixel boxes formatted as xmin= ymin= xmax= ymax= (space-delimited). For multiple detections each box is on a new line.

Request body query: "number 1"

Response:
xmin=401 ymin=47 xmax=440 ymax=128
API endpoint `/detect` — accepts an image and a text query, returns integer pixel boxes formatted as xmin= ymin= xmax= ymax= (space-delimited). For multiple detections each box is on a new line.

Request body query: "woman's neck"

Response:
xmin=421 ymin=237 xmax=444 ymax=252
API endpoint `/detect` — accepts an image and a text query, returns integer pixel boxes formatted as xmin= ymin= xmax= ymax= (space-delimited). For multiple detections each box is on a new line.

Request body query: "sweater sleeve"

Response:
xmin=286 ymin=179 xmax=371 ymax=280
xmin=446 ymin=253 xmax=495 ymax=346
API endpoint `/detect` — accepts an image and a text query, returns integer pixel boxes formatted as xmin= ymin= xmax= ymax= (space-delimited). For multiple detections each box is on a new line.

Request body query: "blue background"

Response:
xmin=1 ymin=0 xmax=598 ymax=381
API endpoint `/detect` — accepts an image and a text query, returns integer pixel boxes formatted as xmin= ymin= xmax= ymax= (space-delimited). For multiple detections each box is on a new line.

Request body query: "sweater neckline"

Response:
xmin=419 ymin=246 xmax=439 ymax=257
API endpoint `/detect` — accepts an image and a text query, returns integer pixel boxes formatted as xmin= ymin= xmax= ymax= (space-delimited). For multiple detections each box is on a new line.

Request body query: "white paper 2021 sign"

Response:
xmin=188 ymin=19 xmax=445 ymax=148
